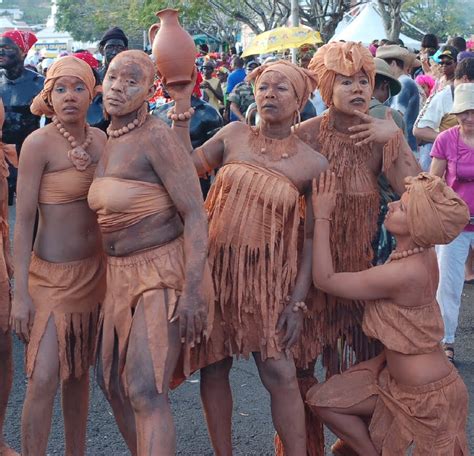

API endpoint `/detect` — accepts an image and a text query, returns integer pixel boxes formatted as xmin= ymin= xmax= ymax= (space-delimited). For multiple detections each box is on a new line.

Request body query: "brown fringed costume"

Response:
xmin=26 ymin=166 xmax=105 ymax=380
xmin=88 ymin=177 xmax=214 ymax=394
xmin=307 ymin=173 xmax=470 ymax=455
xmin=204 ymin=160 xmax=301 ymax=362
xmin=0 ymin=141 xmax=16 ymax=333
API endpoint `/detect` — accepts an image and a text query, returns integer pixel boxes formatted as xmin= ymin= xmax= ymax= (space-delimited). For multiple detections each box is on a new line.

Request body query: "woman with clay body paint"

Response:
xmin=11 ymin=56 xmax=107 ymax=456
xmin=88 ymin=50 xmax=212 ymax=456
xmin=169 ymin=60 xmax=328 ymax=455
xmin=286 ymin=41 xmax=421 ymax=455
xmin=307 ymin=170 xmax=470 ymax=455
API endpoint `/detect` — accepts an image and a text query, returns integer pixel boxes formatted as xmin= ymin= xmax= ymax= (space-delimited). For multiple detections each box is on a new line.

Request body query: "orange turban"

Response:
xmin=31 ymin=56 xmax=96 ymax=117
xmin=246 ymin=60 xmax=318 ymax=111
xmin=308 ymin=41 xmax=375 ymax=106
xmin=405 ymin=173 xmax=470 ymax=248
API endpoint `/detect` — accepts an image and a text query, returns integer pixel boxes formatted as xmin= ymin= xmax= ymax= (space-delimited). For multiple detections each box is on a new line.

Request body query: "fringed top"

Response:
xmin=318 ymin=111 xmax=380 ymax=272
xmin=206 ymin=161 xmax=301 ymax=359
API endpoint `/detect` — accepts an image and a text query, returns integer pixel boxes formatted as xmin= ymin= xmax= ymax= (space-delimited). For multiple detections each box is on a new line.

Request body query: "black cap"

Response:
xmin=99 ymin=27 xmax=128 ymax=48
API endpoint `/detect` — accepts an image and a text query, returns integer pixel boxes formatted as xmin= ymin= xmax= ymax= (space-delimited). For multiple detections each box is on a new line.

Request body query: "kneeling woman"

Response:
xmin=308 ymin=171 xmax=469 ymax=455
xmin=11 ymin=57 xmax=106 ymax=455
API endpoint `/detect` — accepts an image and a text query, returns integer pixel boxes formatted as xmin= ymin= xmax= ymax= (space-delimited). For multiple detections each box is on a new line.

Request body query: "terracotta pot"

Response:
xmin=149 ymin=8 xmax=196 ymax=86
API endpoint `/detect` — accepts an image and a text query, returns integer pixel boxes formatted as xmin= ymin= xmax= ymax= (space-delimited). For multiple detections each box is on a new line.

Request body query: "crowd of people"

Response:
xmin=0 ymin=24 xmax=473 ymax=456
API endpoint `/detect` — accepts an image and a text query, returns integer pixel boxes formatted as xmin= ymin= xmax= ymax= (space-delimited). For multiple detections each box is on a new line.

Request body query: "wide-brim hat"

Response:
xmin=374 ymin=57 xmax=402 ymax=96
xmin=376 ymin=44 xmax=421 ymax=68
xmin=451 ymin=83 xmax=474 ymax=114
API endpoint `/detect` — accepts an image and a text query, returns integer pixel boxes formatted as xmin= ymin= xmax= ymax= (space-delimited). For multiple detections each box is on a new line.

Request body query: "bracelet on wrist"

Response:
xmin=167 ymin=106 xmax=195 ymax=122
xmin=314 ymin=217 xmax=332 ymax=222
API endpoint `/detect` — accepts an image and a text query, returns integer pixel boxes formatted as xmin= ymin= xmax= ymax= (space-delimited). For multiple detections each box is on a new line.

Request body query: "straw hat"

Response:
xmin=376 ymin=45 xmax=421 ymax=68
xmin=374 ymin=57 xmax=402 ymax=96
xmin=451 ymin=83 xmax=474 ymax=114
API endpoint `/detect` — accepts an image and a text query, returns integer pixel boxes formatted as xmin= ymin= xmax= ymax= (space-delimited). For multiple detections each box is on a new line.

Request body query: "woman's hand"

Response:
xmin=172 ymin=287 xmax=208 ymax=347
xmin=349 ymin=109 xmax=400 ymax=146
xmin=276 ymin=300 xmax=304 ymax=349
xmin=10 ymin=292 xmax=35 ymax=343
xmin=312 ymin=170 xmax=337 ymax=220
xmin=164 ymin=68 xmax=197 ymax=104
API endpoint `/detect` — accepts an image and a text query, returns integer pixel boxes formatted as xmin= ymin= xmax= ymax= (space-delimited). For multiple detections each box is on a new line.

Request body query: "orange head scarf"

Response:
xmin=246 ymin=60 xmax=318 ymax=111
xmin=405 ymin=173 xmax=470 ymax=248
xmin=308 ymin=41 xmax=375 ymax=106
xmin=31 ymin=56 xmax=97 ymax=117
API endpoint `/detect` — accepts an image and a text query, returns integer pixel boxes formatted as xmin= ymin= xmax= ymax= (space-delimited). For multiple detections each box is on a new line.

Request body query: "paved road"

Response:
xmin=3 ymin=206 xmax=474 ymax=454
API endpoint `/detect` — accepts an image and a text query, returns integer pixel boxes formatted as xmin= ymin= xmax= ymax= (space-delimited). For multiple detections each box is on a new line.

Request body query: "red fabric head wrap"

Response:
xmin=1 ymin=30 xmax=37 ymax=54
xmin=73 ymin=51 xmax=99 ymax=70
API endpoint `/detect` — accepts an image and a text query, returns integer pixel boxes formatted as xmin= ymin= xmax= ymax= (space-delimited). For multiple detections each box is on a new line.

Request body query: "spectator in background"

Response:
xmin=228 ymin=60 xmax=259 ymax=122
xmin=449 ymin=36 xmax=467 ymax=54
xmin=429 ymin=83 xmax=474 ymax=364
xmin=377 ymin=45 xmax=421 ymax=151
xmin=200 ymin=61 xmax=224 ymax=112
xmin=97 ymin=27 xmax=128 ymax=82
xmin=225 ymin=56 xmax=246 ymax=121
xmin=413 ymin=52 xmax=471 ymax=171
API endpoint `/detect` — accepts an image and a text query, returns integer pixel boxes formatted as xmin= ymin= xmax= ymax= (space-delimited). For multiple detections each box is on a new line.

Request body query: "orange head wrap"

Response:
xmin=31 ymin=56 xmax=96 ymax=117
xmin=246 ymin=60 xmax=318 ymax=111
xmin=308 ymin=41 xmax=375 ymax=107
xmin=404 ymin=173 xmax=470 ymax=248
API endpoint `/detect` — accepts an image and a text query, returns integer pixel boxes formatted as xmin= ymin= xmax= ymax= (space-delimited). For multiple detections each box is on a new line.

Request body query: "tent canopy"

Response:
xmin=331 ymin=3 xmax=421 ymax=50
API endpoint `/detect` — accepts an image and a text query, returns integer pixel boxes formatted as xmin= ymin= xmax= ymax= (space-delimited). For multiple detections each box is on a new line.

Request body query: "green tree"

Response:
xmin=402 ymin=0 xmax=474 ymax=41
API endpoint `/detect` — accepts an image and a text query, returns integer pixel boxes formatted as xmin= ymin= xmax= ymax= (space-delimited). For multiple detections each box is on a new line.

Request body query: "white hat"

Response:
xmin=451 ymin=83 xmax=474 ymax=114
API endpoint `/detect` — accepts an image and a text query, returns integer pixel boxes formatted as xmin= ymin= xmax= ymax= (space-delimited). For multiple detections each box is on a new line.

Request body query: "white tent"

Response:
xmin=331 ymin=3 xmax=421 ymax=50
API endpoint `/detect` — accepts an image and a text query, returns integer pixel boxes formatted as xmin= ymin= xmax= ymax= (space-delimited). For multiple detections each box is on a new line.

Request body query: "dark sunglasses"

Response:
xmin=439 ymin=59 xmax=454 ymax=66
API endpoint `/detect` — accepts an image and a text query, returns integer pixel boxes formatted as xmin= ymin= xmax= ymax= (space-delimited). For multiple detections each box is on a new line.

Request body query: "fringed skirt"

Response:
xmin=98 ymin=236 xmax=214 ymax=395
xmin=27 ymin=252 xmax=106 ymax=379
xmin=306 ymin=353 xmax=470 ymax=455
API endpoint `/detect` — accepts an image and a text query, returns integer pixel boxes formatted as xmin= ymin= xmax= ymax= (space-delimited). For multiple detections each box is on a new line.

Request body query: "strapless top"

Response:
xmin=362 ymin=298 xmax=444 ymax=354
xmin=87 ymin=176 xmax=175 ymax=233
xmin=39 ymin=165 xmax=96 ymax=205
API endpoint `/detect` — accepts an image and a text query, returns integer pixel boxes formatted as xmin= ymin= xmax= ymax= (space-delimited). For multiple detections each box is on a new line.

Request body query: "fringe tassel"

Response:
xmin=206 ymin=162 xmax=300 ymax=358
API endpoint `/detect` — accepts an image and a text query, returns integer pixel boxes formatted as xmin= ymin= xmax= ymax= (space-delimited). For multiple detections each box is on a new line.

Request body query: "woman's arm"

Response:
xmin=11 ymin=133 xmax=46 ymax=342
xmin=147 ymin=124 xmax=210 ymax=344
xmin=429 ymin=157 xmax=447 ymax=178
xmin=311 ymin=172 xmax=402 ymax=301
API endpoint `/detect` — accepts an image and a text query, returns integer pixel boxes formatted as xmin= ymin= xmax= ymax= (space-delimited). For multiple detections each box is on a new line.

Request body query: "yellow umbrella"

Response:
xmin=242 ymin=26 xmax=323 ymax=57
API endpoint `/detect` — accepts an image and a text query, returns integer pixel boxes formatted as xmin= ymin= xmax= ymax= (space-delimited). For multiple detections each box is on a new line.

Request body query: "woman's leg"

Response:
xmin=253 ymin=353 xmax=306 ymax=456
xmin=62 ymin=372 xmax=89 ymax=456
xmin=96 ymin=332 xmax=137 ymax=454
xmin=21 ymin=317 xmax=60 ymax=456
xmin=200 ymin=357 xmax=234 ymax=456
xmin=313 ymin=397 xmax=378 ymax=456
xmin=0 ymin=330 xmax=18 ymax=455
xmin=436 ymin=233 xmax=471 ymax=346
xmin=125 ymin=302 xmax=181 ymax=456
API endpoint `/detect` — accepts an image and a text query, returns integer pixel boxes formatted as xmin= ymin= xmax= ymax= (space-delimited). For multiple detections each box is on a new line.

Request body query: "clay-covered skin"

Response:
xmin=11 ymin=74 xmax=106 ymax=456
xmin=309 ymin=172 xmax=460 ymax=456
xmin=169 ymin=68 xmax=328 ymax=456
xmin=97 ymin=51 xmax=209 ymax=455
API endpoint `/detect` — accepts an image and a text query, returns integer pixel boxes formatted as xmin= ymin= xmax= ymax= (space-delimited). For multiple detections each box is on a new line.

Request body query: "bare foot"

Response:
xmin=0 ymin=443 xmax=20 ymax=456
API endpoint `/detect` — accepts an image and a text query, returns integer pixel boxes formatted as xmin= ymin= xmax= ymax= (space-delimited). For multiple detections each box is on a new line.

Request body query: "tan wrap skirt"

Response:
xmin=0 ymin=279 xmax=10 ymax=333
xmin=27 ymin=253 xmax=105 ymax=380
xmin=98 ymin=236 xmax=214 ymax=396
xmin=306 ymin=353 xmax=469 ymax=455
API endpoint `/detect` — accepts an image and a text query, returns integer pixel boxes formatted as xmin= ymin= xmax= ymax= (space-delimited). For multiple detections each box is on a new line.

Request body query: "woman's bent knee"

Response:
xmin=28 ymin=366 xmax=59 ymax=398
xmin=127 ymin=374 xmax=167 ymax=413
xmin=201 ymin=358 xmax=233 ymax=382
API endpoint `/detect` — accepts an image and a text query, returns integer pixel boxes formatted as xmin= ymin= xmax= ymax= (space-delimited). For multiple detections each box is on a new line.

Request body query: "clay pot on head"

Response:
xmin=148 ymin=8 xmax=196 ymax=86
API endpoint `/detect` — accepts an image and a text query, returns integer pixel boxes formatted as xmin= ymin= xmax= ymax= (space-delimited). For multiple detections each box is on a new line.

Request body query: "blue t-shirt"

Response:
xmin=226 ymin=68 xmax=246 ymax=95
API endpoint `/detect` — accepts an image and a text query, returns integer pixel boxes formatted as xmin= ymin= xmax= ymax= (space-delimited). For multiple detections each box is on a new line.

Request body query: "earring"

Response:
xmin=293 ymin=109 xmax=301 ymax=130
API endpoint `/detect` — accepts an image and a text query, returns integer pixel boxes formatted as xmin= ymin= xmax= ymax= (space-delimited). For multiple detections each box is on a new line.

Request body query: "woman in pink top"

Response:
xmin=430 ymin=83 xmax=474 ymax=363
